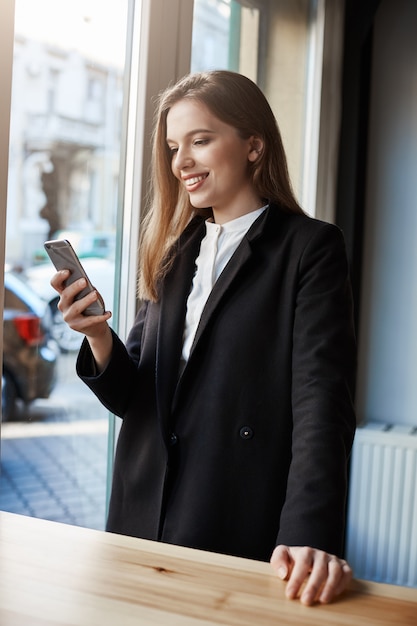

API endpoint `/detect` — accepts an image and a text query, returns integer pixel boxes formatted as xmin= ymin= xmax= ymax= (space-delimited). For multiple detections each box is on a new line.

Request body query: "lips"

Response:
xmin=183 ymin=174 xmax=208 ymax=189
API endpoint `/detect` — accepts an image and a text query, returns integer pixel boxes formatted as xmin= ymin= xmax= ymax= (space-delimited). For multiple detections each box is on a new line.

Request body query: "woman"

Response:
xmin=51 ymin=70 xmax=356 ymax=605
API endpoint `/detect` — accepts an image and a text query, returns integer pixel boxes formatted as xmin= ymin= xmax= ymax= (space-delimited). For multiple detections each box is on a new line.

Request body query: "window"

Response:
xmin=1 ymin=0 xmax=129 ymax=531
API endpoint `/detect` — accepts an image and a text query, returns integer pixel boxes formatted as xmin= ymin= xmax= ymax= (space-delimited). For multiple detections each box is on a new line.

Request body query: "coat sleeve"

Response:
xmin=76 ymin=301 xmax=149 ymax=418
xmin=276 ymin=222 xmax=356 ymax=556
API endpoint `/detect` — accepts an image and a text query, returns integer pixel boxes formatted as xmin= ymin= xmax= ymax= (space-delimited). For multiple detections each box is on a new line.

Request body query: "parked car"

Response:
xmin=24 ymin=257 xmax=115 ymax=353
xmin=2 ymin=270 xmax=59 ymax=422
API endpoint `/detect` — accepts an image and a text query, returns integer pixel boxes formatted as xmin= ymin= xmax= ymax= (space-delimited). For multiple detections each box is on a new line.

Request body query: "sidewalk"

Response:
xmin=0 ymin=419 xmax=108 ymax=529
xmin=0 ymin=354 xmax=110 ymax=530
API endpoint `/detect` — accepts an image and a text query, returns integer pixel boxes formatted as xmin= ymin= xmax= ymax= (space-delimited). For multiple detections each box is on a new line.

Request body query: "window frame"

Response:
xmin=0 ymin=0 xmax=15 ymax=426
xmin=107 ymin=0 xmax=194 ymax=508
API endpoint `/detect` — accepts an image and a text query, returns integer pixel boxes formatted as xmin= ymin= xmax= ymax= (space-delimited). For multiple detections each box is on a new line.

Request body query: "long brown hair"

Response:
xmin=138 ymin=70 xmax=303 ymax=301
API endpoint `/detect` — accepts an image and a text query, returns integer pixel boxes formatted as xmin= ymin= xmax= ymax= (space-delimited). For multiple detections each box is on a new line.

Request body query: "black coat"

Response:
xmin=77 ymin=205 xmax=356 ymax=561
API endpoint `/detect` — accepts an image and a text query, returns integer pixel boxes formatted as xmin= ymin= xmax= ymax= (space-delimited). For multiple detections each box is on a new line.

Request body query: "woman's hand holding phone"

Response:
xmin=46 ymin=238 xmax=114 ymax=371
xmin=50 ymin=269 xmax=113 ymax=372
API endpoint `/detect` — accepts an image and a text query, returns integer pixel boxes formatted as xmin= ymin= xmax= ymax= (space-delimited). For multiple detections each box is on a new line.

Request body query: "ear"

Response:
xmin=248 ymin=136 xmax=264 ymax=162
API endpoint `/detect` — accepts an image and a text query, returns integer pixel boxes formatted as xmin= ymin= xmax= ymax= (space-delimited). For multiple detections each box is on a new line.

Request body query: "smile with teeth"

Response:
xmin=184 ymin=174 xmax=208 ymax=188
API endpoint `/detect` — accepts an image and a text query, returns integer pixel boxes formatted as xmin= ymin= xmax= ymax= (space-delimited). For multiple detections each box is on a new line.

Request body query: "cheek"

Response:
xmin=170 ymin=158 xmax=179 ymax=178
xmin=216 ymin=145 xmax=245 ymax=171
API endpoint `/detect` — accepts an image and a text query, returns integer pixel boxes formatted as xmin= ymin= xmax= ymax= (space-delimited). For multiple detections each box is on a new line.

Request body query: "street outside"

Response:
xmin=0 ymin=352 xmax=109 ymax=531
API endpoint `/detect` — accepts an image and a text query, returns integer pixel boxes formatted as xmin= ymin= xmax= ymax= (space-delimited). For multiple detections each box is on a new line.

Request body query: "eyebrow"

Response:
xmin=166 ymin=128 xmax=216 ymax=143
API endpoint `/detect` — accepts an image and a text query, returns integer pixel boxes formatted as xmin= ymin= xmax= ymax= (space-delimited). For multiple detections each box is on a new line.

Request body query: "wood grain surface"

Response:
xmin=0 ymin=512 xmax=416 ymax=625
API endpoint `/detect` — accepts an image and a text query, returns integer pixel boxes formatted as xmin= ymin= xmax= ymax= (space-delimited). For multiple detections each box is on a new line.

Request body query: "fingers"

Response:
xmin=51 ymin=270 xmax=89 ymax=301
xmin=51 ymin=270 xmax=111 ymax=335
xmin=271 ymin=545 xmax=352 ymax=606
xmin=270 ymin=544 xmax=292 ymax=581
xmin=50 ymin=270 xmax=88 ymax=307
xmin=50 ymin=269 xmax=70 ymax=293
xmin=284 ymin=547 xmax=317 ymax=603
xmin=56 ymin=281 xmax=84 ymax=313
xmin=318 ymin=557 xmax=352 ymax=604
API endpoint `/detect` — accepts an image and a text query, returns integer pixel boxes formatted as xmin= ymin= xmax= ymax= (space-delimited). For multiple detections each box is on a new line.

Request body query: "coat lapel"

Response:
xmin=155 ymin=218 xmax=205 ymax=430
xmin=188 ymin=207 xmax=269 ymax=358
xmin=188 ymin=236 xmax=252 ymax=353
xmin=156 ymin=207 xmax=271 ymax=423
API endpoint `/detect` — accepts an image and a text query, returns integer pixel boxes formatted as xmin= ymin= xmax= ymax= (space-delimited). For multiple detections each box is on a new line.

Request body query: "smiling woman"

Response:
xmin=139 ymin=69 xmax=303 ymax=302
xmin=166 ymin=99 xmax=264 ymax=223
xmin=49 ymin=68 xmax=357 ymax=606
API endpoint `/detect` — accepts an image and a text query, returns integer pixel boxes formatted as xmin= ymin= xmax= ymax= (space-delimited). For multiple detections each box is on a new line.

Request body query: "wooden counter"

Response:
xmin=0 ymin=511 xmax=416 ymax=625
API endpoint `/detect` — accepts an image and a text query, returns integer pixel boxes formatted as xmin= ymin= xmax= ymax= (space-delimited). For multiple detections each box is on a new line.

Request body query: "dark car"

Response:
xmin=2 ymin=270 xmax=58 ymax=421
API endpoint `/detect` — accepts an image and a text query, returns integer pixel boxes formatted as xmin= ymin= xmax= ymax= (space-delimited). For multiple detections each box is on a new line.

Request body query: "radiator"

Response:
xmin=346 ymin=422 xmax=417 ymax=587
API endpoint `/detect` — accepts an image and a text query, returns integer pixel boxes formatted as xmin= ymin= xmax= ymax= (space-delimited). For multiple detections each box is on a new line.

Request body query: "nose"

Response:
xmin=173 ymin=145 xmax=194 ymax=171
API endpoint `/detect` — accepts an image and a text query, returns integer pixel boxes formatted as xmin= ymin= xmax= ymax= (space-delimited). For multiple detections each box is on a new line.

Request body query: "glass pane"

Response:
xmin=191 ymin=0 xmax=260 ymax=81
xmin=1 ymin=0 xmax=129 ymax=530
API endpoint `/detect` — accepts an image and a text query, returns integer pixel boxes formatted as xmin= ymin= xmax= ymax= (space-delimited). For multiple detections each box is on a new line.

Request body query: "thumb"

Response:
xmin=270 ymin=544 xmax=291 ymax=580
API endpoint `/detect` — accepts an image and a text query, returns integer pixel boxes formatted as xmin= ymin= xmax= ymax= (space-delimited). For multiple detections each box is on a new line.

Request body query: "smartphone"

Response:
xmin=44 ymin=239 xmax=105 ymax=316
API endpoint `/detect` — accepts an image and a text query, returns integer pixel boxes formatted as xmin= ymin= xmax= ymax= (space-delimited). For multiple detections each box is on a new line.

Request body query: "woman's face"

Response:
xmin=166 ymin=99 xmax=263 ymax=224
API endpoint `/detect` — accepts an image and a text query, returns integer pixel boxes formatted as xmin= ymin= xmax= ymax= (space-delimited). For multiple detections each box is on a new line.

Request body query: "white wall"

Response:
xmin=356 ymin=0 xmax=417 ymax=426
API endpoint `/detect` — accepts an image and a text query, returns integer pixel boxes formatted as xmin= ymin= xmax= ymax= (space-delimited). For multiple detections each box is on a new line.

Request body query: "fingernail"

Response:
xmin=277 ymin=567 xmax=287 ymax=579
xmin=301 ymin=589 xmax=316 ymax=605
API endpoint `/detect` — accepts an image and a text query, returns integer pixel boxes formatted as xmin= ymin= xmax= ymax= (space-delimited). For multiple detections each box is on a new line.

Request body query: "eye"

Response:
xmin=168 ymin=145 xmax=178 ymax=155
xmin=193 ymin=138 xmax=209 ymax=146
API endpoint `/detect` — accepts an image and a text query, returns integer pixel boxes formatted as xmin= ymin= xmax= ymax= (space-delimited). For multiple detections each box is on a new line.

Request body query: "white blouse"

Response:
xmin=181 ymin=206 xmax=267 ymax=362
